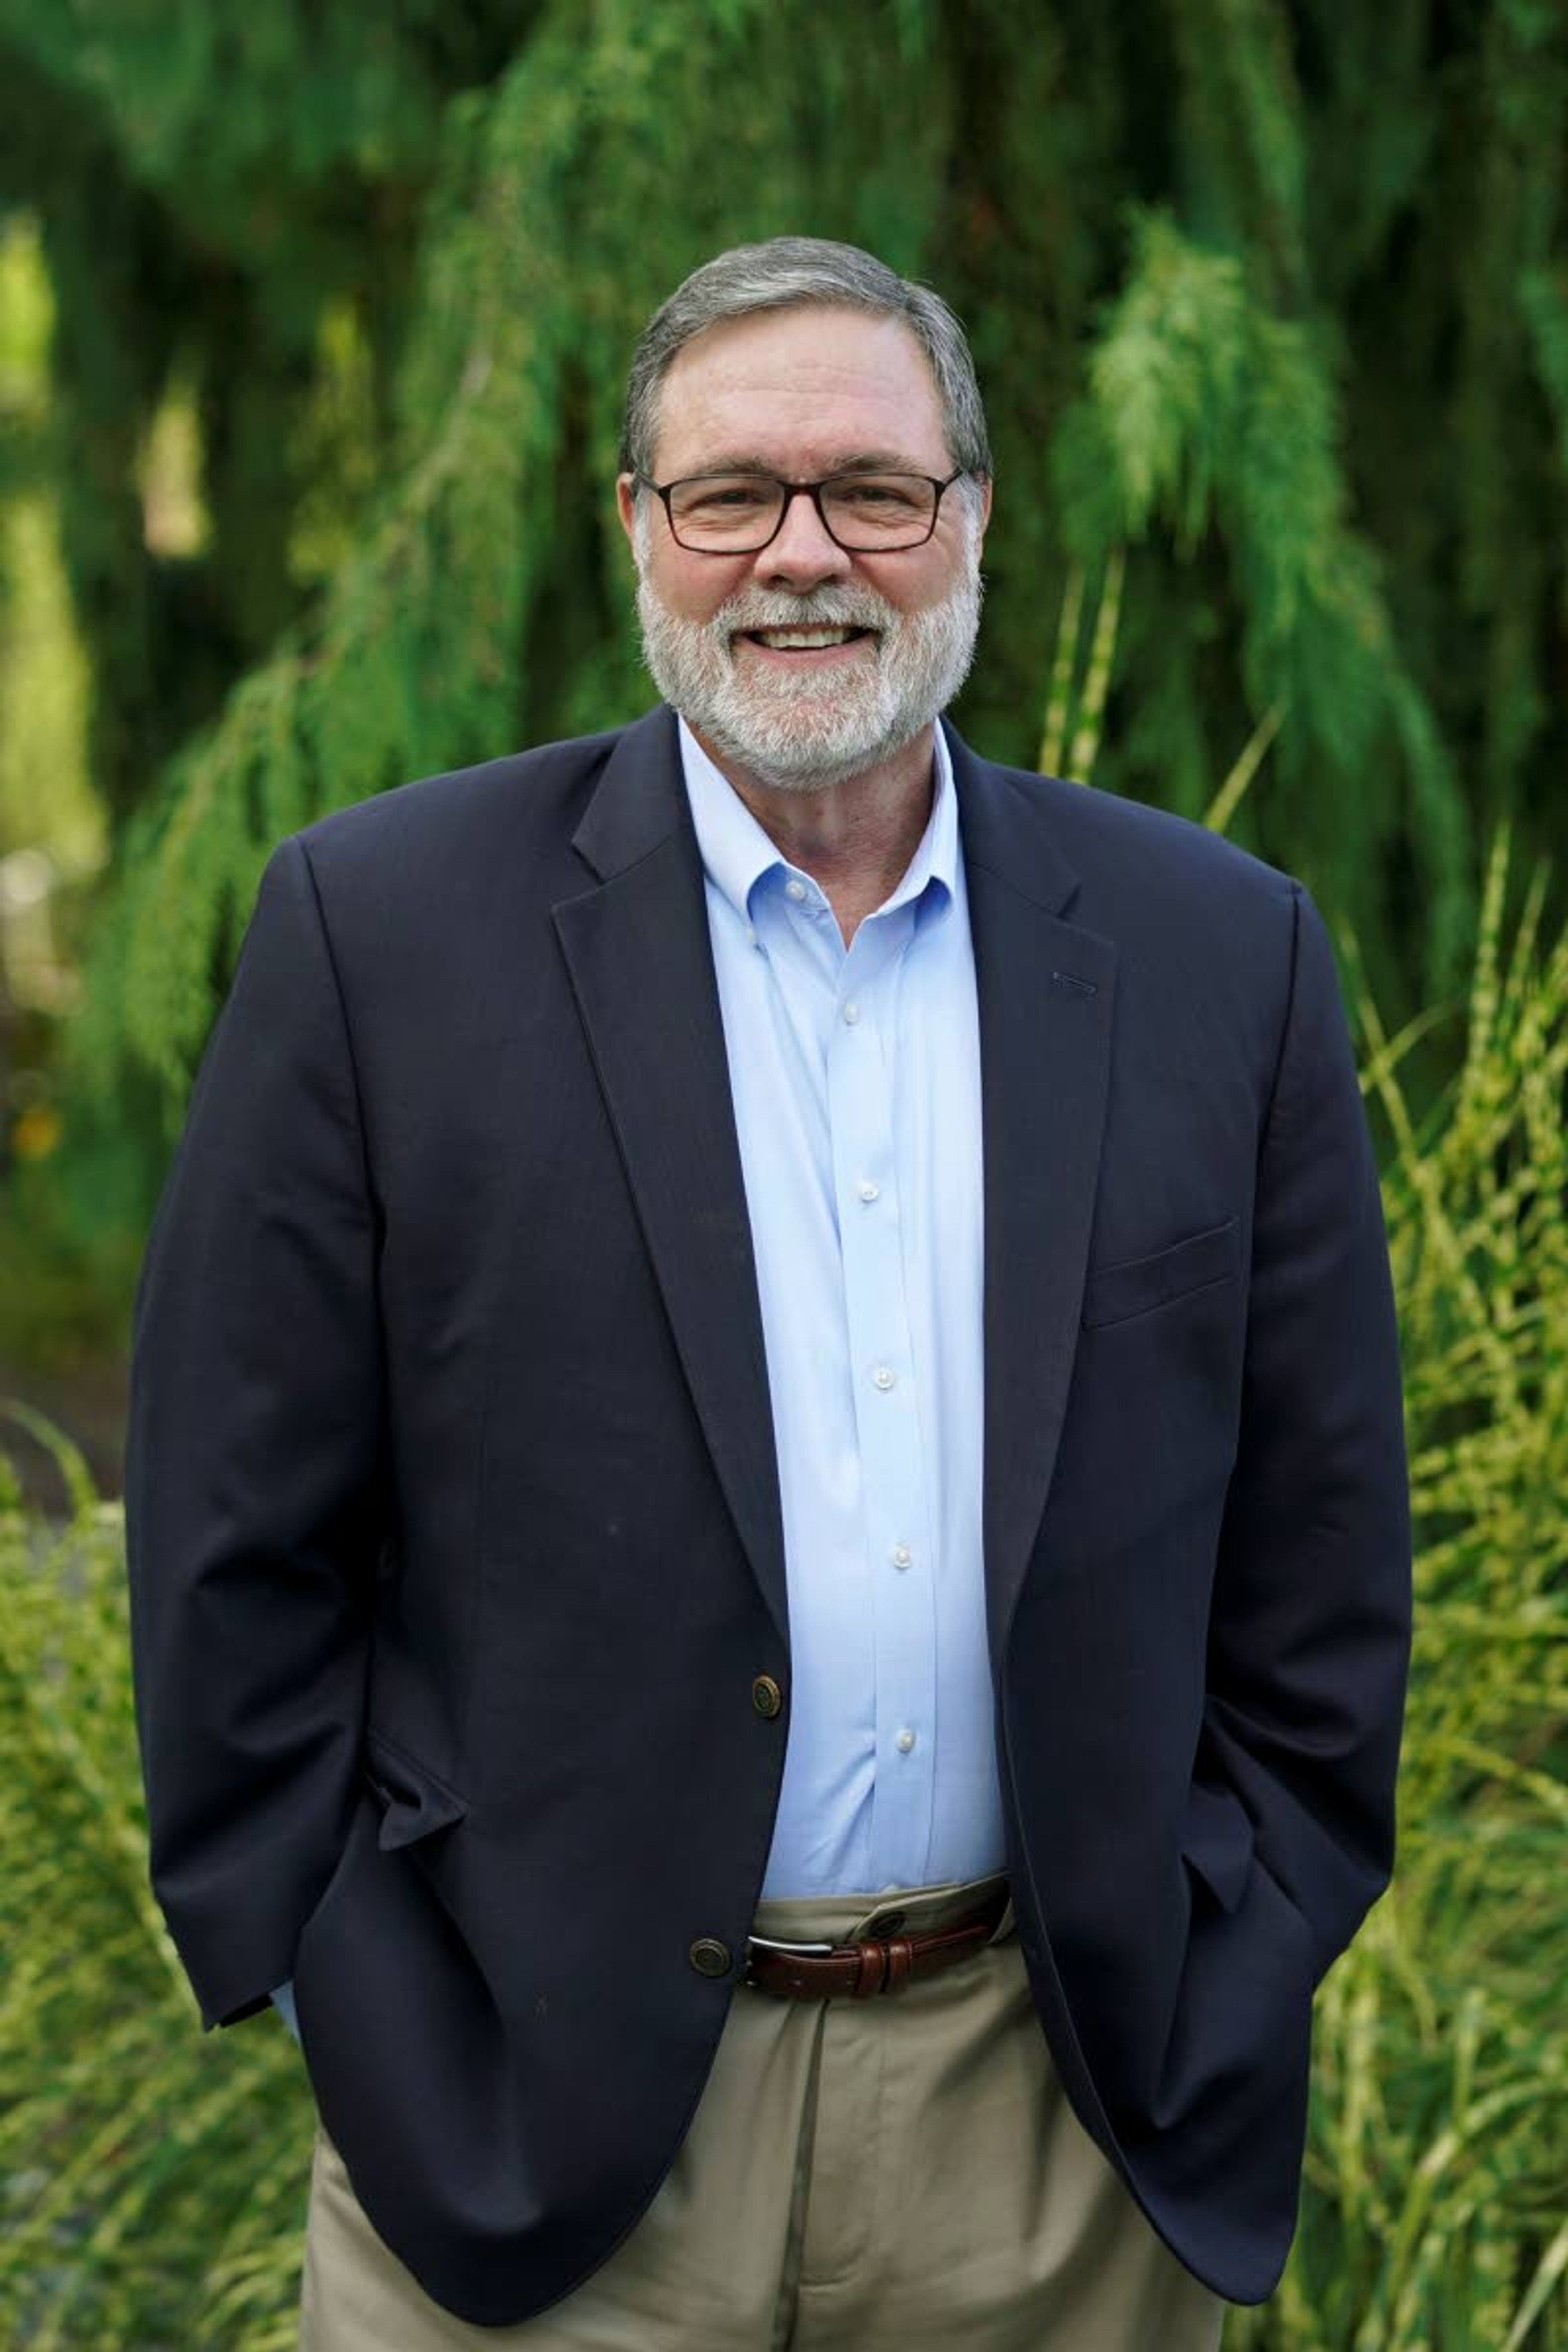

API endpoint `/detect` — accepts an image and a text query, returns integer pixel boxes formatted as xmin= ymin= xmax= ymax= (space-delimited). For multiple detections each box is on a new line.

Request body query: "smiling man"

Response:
xmin=126 ymin=239 xmax=1411 ymax=2348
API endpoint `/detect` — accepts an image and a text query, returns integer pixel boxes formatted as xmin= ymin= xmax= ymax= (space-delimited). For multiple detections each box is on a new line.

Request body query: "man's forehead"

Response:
xmin=653 ymin=305 xmax=947 ymax=472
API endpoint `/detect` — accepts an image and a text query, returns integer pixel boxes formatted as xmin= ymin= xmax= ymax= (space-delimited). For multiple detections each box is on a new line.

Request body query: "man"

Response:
xmin=125 ymin=238 xmax=1412 ymax=2348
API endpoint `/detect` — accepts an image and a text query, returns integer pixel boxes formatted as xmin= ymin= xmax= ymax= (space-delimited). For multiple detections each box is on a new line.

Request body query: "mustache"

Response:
xmin=705 ymin=585 xmax=898 ymax=636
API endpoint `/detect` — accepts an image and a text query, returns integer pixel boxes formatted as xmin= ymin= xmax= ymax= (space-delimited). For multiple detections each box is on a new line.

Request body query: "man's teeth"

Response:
xmin=749 ymin=627 xmax=863 ymax=649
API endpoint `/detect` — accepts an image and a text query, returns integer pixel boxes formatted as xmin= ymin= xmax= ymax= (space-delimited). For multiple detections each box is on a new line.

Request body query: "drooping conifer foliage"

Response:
xmin=4 ymin=0 xmax=1564 ymax=1132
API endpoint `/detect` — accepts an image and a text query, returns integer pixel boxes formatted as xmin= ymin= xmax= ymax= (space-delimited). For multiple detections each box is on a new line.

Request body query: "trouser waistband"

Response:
xmin=743 ymin=1871 xmax=1014 ymax=1998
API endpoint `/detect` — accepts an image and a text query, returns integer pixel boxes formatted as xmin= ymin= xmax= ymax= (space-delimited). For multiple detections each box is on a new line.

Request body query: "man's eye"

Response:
xmin=837 ymin=481 xmax=922 ymax=511
xmin=689 ymin=485 xmax=771 ymax=512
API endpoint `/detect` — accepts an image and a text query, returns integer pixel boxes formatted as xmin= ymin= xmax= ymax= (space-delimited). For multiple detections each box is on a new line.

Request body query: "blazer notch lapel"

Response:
xmin=554 ymin=728 xmax=789 ymax=1650
xmin=967 ymin=849 xmax=1116 ymax=1661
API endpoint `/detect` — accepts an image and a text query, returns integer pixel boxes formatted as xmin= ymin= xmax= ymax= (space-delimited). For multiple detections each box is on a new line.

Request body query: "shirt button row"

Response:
xmin=786 ymin=878 xmax=807 ymax=902
xmin=872 ymin=1365 xmax=896 ymax=1391
xmin=895 ymin=1728 xmax=918 ymax=1754
xmin=857 ymin=1179 xmax=880 ymax=1204
xmin=891 ymin=1543 xmax=912 ymax=1569
xmin=842 ymin=1000 xmax=860 ymax=1025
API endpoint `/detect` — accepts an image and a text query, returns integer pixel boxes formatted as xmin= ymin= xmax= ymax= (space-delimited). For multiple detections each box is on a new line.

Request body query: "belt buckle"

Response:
xmin=742 ymin=1930 xmax=841 ymax=1993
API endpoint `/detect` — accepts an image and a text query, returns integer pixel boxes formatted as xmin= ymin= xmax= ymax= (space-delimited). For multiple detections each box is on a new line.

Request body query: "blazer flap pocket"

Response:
xmin=364 ymin=1730 xmax=469 ymax=1853
xmin=1179 ymin=1779 xmax=1255 ymax=1914
xmin=1082 ymin=1214 xmax=1239 ymax=1330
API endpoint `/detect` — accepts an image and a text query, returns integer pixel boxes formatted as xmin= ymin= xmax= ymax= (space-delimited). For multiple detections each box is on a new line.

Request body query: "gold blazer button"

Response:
xmin=751 ymin=1674 xmax=784 ymax=1718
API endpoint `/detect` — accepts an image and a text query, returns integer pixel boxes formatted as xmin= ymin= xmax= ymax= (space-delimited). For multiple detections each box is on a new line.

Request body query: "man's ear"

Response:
xmin=973 ymin=474 xmax=994 ymax=550
xmin=615 ymin=474 xmax=639 ymax=552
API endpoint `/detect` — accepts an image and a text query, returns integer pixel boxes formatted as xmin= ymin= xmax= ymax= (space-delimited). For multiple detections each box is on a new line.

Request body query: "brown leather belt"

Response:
xmin=742 ymin=1885 xmax=1010 ymax=2000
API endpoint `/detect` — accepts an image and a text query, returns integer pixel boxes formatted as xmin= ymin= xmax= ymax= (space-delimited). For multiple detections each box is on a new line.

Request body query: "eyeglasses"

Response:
xmin=639 ymin=468 xmax=966 ymax=555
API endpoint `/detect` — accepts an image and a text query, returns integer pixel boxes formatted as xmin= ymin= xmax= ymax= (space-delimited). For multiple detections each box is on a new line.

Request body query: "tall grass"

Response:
xmin=1235 ymin=827 xmax=1568 ymax=2352
xmin=1 ymin=826 xmax=1564 ymax=2347
xmin=0 ymin=1414 xmax=313 ymax=2351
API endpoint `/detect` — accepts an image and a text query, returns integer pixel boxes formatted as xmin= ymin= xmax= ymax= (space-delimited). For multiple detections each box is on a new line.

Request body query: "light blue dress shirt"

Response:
xmin=679 ymin=717 xmax=1004 ymax=1897
xmin=272 ymin=713 xmax=1002 ymax=2031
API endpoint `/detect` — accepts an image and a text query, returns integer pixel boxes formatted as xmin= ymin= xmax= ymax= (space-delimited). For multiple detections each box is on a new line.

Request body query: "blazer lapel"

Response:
xmin=946 ymin=724 xmax=1118 ymax=1661
xmin=553 ymin=706 xmax=1116 ymax=1670
xmin=552 ymin=708 xmax=790 ymax=1649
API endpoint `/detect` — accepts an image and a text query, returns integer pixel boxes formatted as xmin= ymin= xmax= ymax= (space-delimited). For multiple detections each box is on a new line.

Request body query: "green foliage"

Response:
xmin=0 ymin=0 xmax=502 ymax=835
xmin=62 ymin=0 xmax=962 ymax=1115
xmin=0 ymin=1408 xmax=313 ymax=2350
xmin=0 ymin=0 xmax=1561 ymax=1211
xmin=0 ymin=2 xmax=503 ymax=209
xmin=1233 ymin=827 xmax=1568 ymax=2350
xmin=0 ymin=218 xmax=95 ymax=863
xmin=3 ymin=828 xmax=1566 ymax=2345
xmin=1053 ymin=207 xmax=1474 ymax=1010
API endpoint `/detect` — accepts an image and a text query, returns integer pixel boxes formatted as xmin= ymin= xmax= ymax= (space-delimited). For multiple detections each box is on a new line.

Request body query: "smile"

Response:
xmin=736 ymin=627 xmax=876 ymax=653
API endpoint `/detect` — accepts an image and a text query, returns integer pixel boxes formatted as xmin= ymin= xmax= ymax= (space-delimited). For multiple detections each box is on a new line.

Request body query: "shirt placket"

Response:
xmin=824 ymin=902 xmax=937 ymax=1890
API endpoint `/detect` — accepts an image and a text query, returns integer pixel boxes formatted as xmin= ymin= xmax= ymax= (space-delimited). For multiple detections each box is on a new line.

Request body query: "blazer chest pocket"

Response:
xmin=1081 ymin=1213 xmax=1240 ymax=1330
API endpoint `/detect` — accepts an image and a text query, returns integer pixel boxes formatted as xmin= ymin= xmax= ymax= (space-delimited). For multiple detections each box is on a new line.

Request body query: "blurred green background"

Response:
xmin=1 ymin=1 xmax=1565 ymax=2344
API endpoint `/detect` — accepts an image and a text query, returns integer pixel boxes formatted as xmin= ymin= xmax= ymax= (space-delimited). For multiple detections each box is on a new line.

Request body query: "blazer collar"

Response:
xmin=569 ymin=702 xmax=1083 ymax=917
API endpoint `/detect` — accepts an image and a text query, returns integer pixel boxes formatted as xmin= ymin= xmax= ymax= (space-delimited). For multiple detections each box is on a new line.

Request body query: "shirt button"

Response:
xmin=857 ymin=1180 xmax=880 ymax=1204
xmin=785 ymin=878 xmax=807 ymax=901
xmin=842 ymin=1000 xmax=860 ymax=1025
xmin=895 ymin=1728 xmax=917 ymax=1754
xmin=872 ymin=1365 xmax=896 ymax=1391
xmin=891 ymin=1543 xmax=912 ymax=1568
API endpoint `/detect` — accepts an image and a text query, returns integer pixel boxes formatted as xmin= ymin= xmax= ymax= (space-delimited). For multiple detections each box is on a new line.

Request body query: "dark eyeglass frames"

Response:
xmin=638 ymin=468 xmax=966 ymax=555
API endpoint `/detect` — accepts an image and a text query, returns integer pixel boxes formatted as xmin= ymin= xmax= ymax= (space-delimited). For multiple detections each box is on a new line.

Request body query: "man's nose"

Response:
xmin=755 ymin=488 xmax=854 ymax=587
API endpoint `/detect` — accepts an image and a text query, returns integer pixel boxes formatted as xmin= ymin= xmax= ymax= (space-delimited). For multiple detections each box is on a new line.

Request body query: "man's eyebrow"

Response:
xmin=666 ymin=450 xmax=941 ymax=479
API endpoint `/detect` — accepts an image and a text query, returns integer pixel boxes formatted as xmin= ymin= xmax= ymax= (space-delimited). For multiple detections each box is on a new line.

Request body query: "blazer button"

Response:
xmin=752 ymin=1673 xmax=784 ymax=1718
xmin=689 ymin=1938 xmax=733 ymax=1979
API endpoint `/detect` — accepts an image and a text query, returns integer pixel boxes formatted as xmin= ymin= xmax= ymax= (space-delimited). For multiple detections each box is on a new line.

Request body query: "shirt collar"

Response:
xmin=676 ymin=715 xmax=958 ymax=930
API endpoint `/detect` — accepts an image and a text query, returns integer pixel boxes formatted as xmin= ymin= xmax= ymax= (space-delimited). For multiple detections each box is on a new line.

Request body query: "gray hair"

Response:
xmin=619 ymin=236 xmax=993 ymax=487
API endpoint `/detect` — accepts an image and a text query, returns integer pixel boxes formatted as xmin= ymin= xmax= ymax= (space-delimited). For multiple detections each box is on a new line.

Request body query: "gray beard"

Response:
xmin=633 ymin=532 xmax=984 ymax=795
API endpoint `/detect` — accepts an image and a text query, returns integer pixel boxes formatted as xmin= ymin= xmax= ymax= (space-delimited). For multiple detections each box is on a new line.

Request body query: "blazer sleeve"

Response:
xmin=1205 ymin=879 xmax=1413 ymax=1988
xmin=125 ymin=833 xmax=384 ymax=2029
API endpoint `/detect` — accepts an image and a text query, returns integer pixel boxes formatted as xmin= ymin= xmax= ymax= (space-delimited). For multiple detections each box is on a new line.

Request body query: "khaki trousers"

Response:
xmin=298 ymin=1874 xmax=1227 ymax=2350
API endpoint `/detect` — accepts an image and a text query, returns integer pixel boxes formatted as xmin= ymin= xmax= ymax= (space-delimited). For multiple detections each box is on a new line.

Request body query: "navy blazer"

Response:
xmin=125 ymin=704 xmax=1412 ymax=2325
